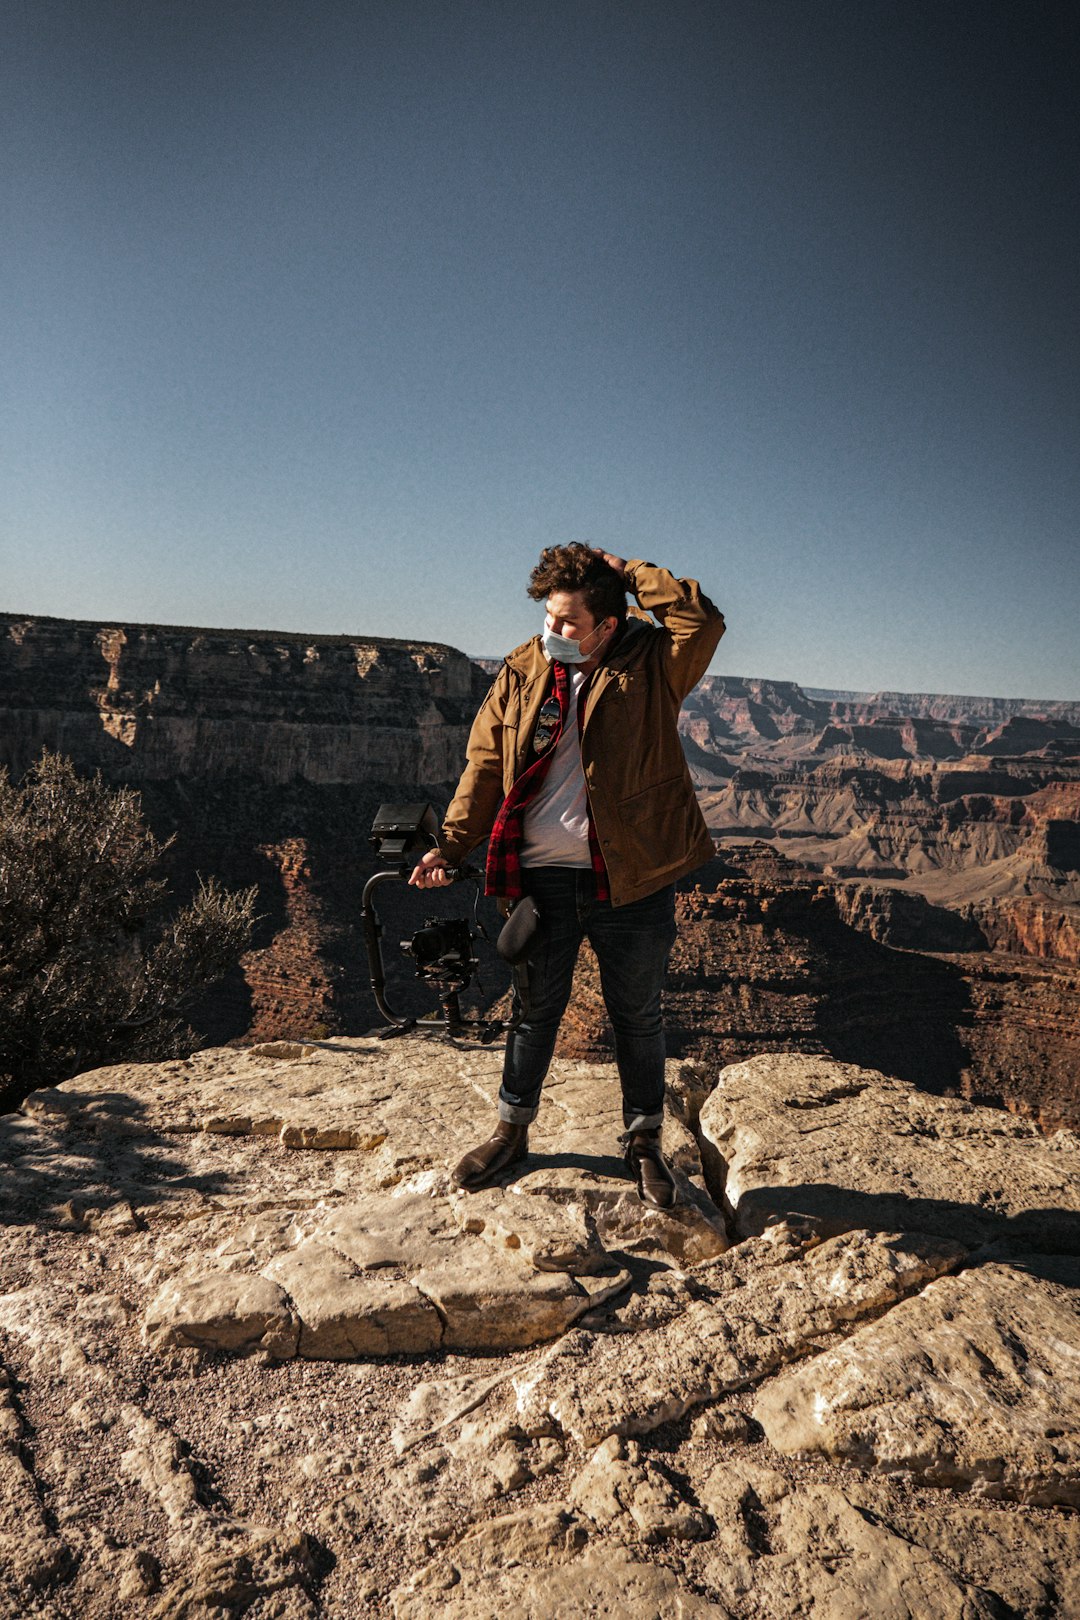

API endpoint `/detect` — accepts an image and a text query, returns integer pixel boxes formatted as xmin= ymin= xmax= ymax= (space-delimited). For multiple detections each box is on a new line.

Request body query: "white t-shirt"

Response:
xmin=520 ymin=668 xmax=592 ymax=868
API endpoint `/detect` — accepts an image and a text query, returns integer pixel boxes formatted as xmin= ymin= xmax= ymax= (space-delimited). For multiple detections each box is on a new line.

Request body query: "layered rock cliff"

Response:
xmin=684 ymin=676 xmax=1080 ymax=960
xmin=808 ymin=683 xmax=1080 ymax=727
xmin=685 ymin=674 xmax=1080 ymax=750
xmin=1 ymin=611 xmax=485 ymax=785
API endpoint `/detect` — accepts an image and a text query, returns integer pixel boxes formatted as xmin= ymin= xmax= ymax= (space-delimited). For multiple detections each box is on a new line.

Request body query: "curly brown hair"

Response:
xmin=526 ymin=543 xmax=627 ymax=626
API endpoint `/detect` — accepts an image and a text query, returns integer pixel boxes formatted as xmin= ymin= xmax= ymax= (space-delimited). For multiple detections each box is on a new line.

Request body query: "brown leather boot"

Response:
xmin=625 ymin=1129 xmax=678 ymax=1210
xmin=452 ymin=1120 xmax=529 ymax=1191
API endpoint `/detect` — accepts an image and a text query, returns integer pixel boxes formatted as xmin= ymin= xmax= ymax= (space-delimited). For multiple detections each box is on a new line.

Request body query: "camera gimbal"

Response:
xmin=363 ymin=802 xmax=507 ymax=1042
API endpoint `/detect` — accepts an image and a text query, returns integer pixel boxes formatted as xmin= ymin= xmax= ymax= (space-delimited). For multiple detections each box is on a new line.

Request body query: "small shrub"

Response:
xmin=0 ymin=750 xmax=257 ymax=1098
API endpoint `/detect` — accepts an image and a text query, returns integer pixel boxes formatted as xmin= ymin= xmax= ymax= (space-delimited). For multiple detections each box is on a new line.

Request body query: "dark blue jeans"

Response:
xmin=498 ymin=867 xmax=678 ymax=1133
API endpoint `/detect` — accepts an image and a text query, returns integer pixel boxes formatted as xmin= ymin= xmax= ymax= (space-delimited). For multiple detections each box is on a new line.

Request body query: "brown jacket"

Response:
xmin=439 ymin=560 xmax=726 ymax=905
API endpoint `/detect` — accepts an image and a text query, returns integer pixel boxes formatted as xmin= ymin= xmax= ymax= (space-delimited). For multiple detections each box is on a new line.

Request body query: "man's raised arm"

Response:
xmin=623 ymin=559 xmax=725 ymax=700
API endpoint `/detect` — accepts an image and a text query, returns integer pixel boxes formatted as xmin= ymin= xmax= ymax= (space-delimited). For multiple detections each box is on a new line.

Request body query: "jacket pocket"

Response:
xmin=614 ymin=772 xmax=699 ymax=876
xmin=617 ymin=773 xmax=688 ymax=826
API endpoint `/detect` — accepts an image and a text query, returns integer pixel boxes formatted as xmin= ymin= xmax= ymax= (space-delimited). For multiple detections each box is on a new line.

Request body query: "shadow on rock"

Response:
xmin=0 ymin=1087 xmax=235 ymax=1229
xmin=739 ymin=1182 xmax=1080 ymax=1265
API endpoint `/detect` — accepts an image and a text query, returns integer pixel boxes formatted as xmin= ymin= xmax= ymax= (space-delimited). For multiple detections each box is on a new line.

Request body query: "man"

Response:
xmin=410 ymin=544 xmax=725 ymax=1208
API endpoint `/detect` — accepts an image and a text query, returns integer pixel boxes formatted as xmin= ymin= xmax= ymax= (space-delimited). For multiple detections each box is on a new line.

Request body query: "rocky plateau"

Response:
xmin=2 ymin=1037 xmax=1079 ymax=1617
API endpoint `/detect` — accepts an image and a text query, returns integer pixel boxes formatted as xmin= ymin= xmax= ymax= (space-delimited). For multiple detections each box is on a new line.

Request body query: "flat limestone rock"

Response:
xmin=698 ymin=1052 xmax=1080 ymax=1248
xmin=392 ymin=1369 xmax=519 ymax=1456
xmin=9 ymin=1039 xmax=732 ymax=1369
xmin=838 ymin=1478 xmax=1080 ymax=1619
xmin=19 ymin=1042 xmax=402 ymax=1145
xmin=309 ymin=1192 xmax=464 ymax=1271
xmin=448 ymin=1173 xmax=727 ymax=1271
xmin=411 ymin=1247 xmax=630 ymax=1352
xmin=310 ymin=1191 xmax=629 ymax=1352
xmin=697 ymin=1456 xmax=790 ymax=1525
xmin=754 ymin=1253 xmax=1080 ymax=1506
xmin=262 ymin=1243 xmax=443 ymax=1357
xmin=500 ymin=1068 xmax=729 ymax=1260
xmin=393 ymin=1500 xmax=732 ymax=1619
xmin=513 ymin=1165 xmax=729 ymax=1265
xmin=15 ymin=1039 xmax=516 ymax=1196
xmin=140 ymin=1187 xmax=628 ymax=1358
xmin=20 ymin=1041 xmax=712 ymax=1193
xmin=414 ymin=1502 xmax=590 ymax=1577
xmin=435 ymin=1227 xmax=964 ymax=1449
xmin=447 ymin=1183 xmax=607 ymax=1273
xmin=695 ymin=1462 xmax=1080 ymax=1619
xmin=144 ymin=1269 xmax=300 ymax=1359
xmin=4 ymin=1037 xmax=742 ymax=1368
xmin=568 ymin=1435 xmax=712 ymax=1543
xmin=694 ymin=1461 xmax=1076 ymax=1618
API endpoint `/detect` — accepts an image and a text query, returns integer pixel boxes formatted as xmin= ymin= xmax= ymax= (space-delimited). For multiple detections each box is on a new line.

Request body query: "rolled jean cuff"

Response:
xmin=623 ymin=1109 xmax=666 ymax=1134
xmin=499 ymin=1099 xmax=539 ymax=1125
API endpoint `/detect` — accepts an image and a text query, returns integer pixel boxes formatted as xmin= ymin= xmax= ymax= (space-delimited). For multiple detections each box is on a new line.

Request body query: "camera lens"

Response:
xmin=407 ymin=922 xmax=457 ymax=967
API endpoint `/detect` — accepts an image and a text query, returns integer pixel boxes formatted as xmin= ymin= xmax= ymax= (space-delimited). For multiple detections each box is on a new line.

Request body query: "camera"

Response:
xmin=402 ymin=917 xmax=477 ymax=988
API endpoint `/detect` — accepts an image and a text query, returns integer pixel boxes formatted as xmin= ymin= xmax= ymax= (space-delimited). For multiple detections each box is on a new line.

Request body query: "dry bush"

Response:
xmin=0 ymin=750 xmax=256 ymax=1098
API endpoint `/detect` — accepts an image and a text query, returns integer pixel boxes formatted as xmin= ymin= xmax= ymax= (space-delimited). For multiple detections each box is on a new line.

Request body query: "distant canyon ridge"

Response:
xmin=3 ymin=610 xmax=1079 ymax=1127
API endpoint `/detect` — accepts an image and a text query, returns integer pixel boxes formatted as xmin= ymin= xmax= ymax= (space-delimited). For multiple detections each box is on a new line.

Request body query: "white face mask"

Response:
xmin=541 ymin=616 xmax=610 ymax=665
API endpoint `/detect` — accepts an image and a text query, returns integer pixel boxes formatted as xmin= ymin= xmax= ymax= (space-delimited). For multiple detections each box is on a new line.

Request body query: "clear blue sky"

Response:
xmin=3 ymin=1 xmax=1078 ymax=699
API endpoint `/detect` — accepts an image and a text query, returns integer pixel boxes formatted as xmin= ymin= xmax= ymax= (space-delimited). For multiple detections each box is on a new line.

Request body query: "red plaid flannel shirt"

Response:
xmin=484 ymin=658 xmax=610 ymax=902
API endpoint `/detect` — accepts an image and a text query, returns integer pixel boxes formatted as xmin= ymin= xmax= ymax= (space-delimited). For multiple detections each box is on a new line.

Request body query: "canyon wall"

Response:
xmin=806 ymin=684 xmax=1080 ymax=726
xmin=1 ymin=612 xmax=485 ymax=786
xmin=686 ymin=673 xmax=1080 ymax=754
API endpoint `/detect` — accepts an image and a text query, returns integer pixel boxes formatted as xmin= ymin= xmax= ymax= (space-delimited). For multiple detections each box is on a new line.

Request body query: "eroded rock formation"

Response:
xmin=2 ymin=1039 xmax=1079 ymax=1616
xmin=686 ymin=676 xmax=1080 ymax=960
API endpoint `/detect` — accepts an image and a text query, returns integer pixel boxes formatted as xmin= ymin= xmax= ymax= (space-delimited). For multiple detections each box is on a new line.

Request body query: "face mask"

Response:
xmin=542 ymin=617 xmax=610 ymax=665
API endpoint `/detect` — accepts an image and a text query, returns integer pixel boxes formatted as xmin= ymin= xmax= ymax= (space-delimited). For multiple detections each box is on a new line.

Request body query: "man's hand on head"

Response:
xmin=592 ymin=547 xmax=627 ymax=576
xmin=408 ymin=850 xmax=452 ymax=889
